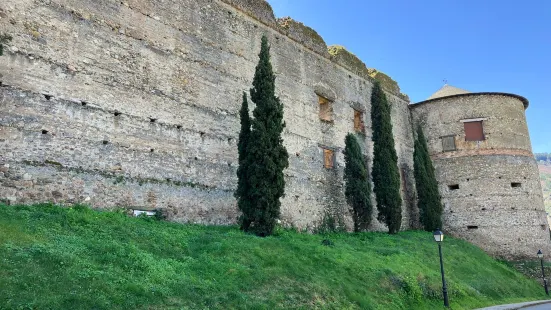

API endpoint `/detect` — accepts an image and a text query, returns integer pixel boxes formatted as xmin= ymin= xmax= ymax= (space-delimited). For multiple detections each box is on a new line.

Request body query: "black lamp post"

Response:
xmin=538 ymin=250 xmax=549 ymax=296
xmin=434 ymin=229 xmax=449 ymax=308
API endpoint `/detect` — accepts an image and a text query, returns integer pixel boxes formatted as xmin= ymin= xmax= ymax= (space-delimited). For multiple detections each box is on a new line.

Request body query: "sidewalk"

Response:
xmin=476 ymin=300 xmax=551 ymax=310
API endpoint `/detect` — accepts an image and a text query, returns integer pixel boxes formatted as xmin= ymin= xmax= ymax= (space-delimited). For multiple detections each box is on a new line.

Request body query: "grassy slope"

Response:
xmin=0 ymin=204 xmax=546 ymax=310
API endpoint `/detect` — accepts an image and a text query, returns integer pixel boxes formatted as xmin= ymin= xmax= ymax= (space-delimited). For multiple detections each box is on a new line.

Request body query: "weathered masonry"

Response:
xmin=0 ymin=0 xmax=548 ymax=259
xmin=0 ymin=0 xmax=416 ymax=232
xmin=411 ymin=85 xmax=551 ymax=259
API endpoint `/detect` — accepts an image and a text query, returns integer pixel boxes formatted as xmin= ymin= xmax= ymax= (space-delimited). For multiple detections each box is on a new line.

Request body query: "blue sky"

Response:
xmin=266 ymin=0 xmax=551 ymax=153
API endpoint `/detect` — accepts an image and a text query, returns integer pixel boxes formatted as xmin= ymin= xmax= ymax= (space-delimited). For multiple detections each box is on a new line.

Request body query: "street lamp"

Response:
xmin=538 ymin=250 xmax=549 ymax=296
xmin=434 ymin=229 xmax=449 ymax=307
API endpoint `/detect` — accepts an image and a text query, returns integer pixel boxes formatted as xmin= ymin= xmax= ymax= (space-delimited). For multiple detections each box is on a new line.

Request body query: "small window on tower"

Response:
xmin=318 ymin=95 xmax=333 ymax=122
xmin=442 ymin=135 xmax=456 ymax=152
xmin=448 ymin=184 xmax=460 ymax=190
xmin=354 ymin=109 xmax=365 ymax=133
xmin=323 ymin=148 xmax=335 ymax=169
xmin=462 ymin=120 xmax=485 ymax=141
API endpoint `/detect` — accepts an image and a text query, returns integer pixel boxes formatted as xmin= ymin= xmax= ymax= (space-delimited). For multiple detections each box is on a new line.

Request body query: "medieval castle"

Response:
xmin=0 ymin=0 xmax=548 ymax=259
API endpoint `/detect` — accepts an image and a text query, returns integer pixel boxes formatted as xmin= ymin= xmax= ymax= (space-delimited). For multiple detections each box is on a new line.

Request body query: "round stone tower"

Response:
xmin=410 ymin=85 xmax=551 ymax=260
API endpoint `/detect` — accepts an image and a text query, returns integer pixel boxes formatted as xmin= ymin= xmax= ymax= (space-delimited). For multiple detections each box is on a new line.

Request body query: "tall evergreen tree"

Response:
xmin=370 ymin=81 xmax=402 ymax=234
xmin=0 ymin=34 xmax=12 ymax=56
xmin=235 ymin=92 xmax=252 ymax=231
xmin=343 ymin=133 xmax=373 ymax=232
xmin=243 ymin=35 xmax=289 ymax=236
xmin=413 ymin=125 xmax=443 ymax=231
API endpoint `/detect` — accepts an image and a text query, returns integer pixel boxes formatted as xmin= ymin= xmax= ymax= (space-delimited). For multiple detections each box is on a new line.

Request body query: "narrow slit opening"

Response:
xmin=511 ymin=182 xmax=522 ymax=188
xmin=448 ymin=184 xmax=459 ymax=190
xmin=467 ymin=225 xmax=478 ymax=230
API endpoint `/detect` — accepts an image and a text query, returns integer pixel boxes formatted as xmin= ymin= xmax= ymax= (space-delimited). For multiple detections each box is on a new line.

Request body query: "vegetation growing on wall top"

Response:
xmin=328 ymin=45 xmax=369 ymax=76
xmin=328 ymin=45 xmax=406 ymax=99
xmin=277 ymin=17 xmax=329 ymax=57
xmin=222 ymin=1 xmax=406 ymax=100
xmin=220 ymin=0 xmax=277 ymax=28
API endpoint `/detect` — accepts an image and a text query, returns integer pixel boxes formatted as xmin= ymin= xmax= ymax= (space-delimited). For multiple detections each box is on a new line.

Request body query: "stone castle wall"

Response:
xmin=411 ymin=94 xmax=551 ymax=259
xmin=2 ymin=0 xmax=547 ymax=258
xmin=0 ymin=0 xmax=416 ymax=231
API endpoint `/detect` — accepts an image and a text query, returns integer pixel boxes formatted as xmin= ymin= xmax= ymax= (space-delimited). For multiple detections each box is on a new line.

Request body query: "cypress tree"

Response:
xmin=244 ymin=35 xmax=289 ymax=236
xmin=343 ymin=133 xmax=373 ymax=232
xmin=0 ymin=34 xmax=12 ymax=56
xmin=413 ymin=125 xmax=443 ymax=231
xmin=235 ymin=92 xmax=252 ymax=231
xmin=370 ymin=81 xmax=402 ymax=234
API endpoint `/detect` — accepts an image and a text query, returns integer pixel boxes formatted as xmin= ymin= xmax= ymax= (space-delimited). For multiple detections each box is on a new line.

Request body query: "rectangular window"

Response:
xmin=353 ymin=109 xmax=365 ymax=133
xmin=463 ymin=121 xmax=485 ymax=141
xmin=323 ymin=148 xmax=335 ymax=169
xmin=442 ymin=135 xmax=456 ymax=152
xmin=448 ymin=184 xmax=459 ymax=190
xmin=318 ymin=95 xmax=333 ymax=122
xmin=511 ymin=182 xmax=522 ymax=188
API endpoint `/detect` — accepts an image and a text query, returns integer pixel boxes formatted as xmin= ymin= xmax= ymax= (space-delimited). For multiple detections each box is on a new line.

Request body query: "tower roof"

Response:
xmin=427 ymin=84 xmax=470 ymax=100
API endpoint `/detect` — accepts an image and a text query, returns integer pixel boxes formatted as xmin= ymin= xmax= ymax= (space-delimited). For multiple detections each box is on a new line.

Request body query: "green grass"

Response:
xmin=0 ymin=204 xmax=546 ymax=309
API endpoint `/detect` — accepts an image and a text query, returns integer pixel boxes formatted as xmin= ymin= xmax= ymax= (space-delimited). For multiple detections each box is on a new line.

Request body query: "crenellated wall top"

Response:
xmin=220 ymin=0 xmax=407 ymax=100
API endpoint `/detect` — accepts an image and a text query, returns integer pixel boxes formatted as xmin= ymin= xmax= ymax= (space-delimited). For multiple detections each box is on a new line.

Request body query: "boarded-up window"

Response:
xmin=442 ymin=135 xmax=456 ymax=152
xmin=318 ymin=95 xmax=333 ymax=122
xmin=464 ymin=121 xmax=485 ymax=141
xmin=323 ymin=148 xmax=334 ymax=169
xmin=354 ymin=110 xmax=364 ymax=133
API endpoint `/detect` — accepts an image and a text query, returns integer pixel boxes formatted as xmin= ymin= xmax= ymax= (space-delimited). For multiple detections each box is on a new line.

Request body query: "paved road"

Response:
xmin=477 ymin=300 xmax=551 ymax=310
xmin=521 ymin=303 xmax=551 ymax=310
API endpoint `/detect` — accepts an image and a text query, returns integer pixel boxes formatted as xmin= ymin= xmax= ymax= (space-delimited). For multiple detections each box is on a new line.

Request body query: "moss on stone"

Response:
xmin=222 ymin=2 xmax=407 ymax=100
xmin=277 ymin=17 xmax=328 ymax=57
xmin=328 ymin=45 xmax=369 ymax=77
xmin=328 ymin=45 xmax=405 ymax=100
xmin=367 ymin=69 xmax=400 ymax=96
